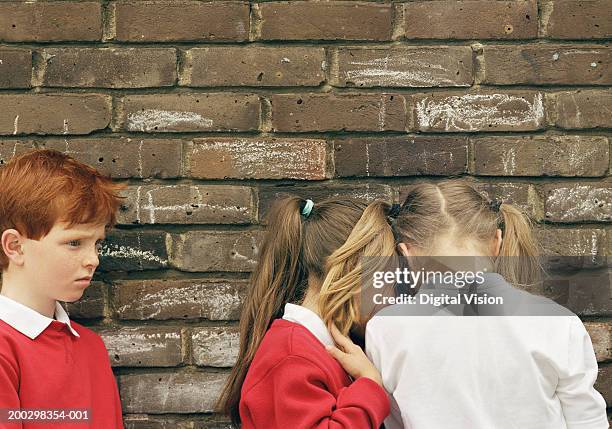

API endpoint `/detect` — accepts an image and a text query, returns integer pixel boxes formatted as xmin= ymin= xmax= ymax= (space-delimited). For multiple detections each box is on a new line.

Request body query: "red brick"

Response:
xmin=114 ymin=1 xmax=249 ymax=42
xmin=258 ymin=2 xmax=393 ymax=41
xmin=258 ymin=183 xmax=394 ymax=223
xmin=483 ymin=45 xmax=611 ymax=85
xmin=334 ymin=47 xmax=473 ymax=88
xmin=118 ymin=184 xmax=254 ymax=225
xmin=403 ymin=0 xmax=537 ymax=40
xmin=119 ymin=372 xmax=227 ymax=413
xmin=548 ymin=90 xmax=612 ymax=129
xmin=471 ymin=135 xmax=609 ymax=176
xmin=0 ymin=94 xmax=111 ymax=135
xmin=334 ymin=136 xmax=468 ymax=177
xmin=0 ymin=2 xmax=102 ymax=42
xmin=112 ymin=279 xmax=247 ymax=321
xmin=544 ymin=184 xmax=612 ymax=222
xmin=0 ymin=49 xmax=31 ymax=88
xmin=192 ymin=327 xmax=239 ymax=367
xmin=541 ymin=0 xmax=612 ymax=39
xmin=42 ymin=48 xmax=177 ymax=88
xmin=99 ymin=327 xmax=183 ymax=367
xmin=118 ymin=94 xmax=260 ymax=132
xmin=271 ymin=93 xmax=408 ymax=132
xmin=38 ymin=137 xmax=183 ymax=179
xmin=186 ymin=138 xmax=328 ymax=180
xmin=168 ymin=230 xmax=263 ymax=272
xmin=414 ymin=91 xmax=544 ymax=132
xmin=182 ymin=46 xmax=325 ymax=87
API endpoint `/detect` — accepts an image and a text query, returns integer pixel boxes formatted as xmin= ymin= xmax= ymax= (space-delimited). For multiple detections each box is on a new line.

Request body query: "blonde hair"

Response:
xmin=217 ymin=196 xmax=367 ymax=425
xmin=319 ymin=180 xmax=542 ymax=333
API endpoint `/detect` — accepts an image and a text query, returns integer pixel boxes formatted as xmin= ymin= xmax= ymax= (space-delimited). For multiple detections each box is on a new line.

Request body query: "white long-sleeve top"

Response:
xmin=365 ymin=273 xmax=608 ymax=429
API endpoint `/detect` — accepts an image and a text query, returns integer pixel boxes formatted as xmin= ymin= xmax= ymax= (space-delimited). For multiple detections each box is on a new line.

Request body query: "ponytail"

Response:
xmin=495 ymin=203 xmax=543 ymax=288
xmin=216 ymin=197 xmax=306 ymax=425
xmin=318 ymin=201 xmax=397 ymax=336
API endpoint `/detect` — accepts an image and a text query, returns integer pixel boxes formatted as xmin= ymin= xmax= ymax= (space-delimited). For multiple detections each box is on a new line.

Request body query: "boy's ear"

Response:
xmin=1 ymin=229 xmax=25 ymax=267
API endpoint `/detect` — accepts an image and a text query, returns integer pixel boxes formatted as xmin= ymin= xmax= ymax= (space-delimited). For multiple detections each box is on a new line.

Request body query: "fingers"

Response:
xmin=325 ymin=345 xmax=346 ymax=362
xmin=328 ymin=323 xmax=357 ymax=352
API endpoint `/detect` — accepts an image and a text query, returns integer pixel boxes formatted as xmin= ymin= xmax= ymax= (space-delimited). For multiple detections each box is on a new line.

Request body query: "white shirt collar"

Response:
xmin=0 ymin=294 xmax=79 ymax=339
xmin=282 ymin=303 xmax=334 ymax=347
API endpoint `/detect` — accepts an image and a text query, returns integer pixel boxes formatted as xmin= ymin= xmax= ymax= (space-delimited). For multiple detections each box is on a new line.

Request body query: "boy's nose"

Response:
xmin=84 ymin=248 xmax=100 ymax=268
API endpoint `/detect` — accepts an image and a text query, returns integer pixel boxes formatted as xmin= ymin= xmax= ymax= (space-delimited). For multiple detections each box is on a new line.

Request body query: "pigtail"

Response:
xmin=217 ymin=196 xmax=307 ymax=425
xmin=495 ymin=203 xmax=543 ymax=289
xmin=318 ymin=201 xmax=396 ymax=336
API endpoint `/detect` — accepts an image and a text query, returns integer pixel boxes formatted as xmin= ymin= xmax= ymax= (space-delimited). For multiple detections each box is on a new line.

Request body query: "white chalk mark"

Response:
xmin=137 ymin=140 xmax=144 ymax=178
xmin=99 ymin=243 xmax=167 ymax=265
xmin=62 ymin=119 xmax=69 ymax=135
xmin=13 ymin=115 xmax=19 ymax=135
xmin=502 ymin=147 xmax=517 ymax=175
xmin=416 ymin=93 xmax=544 ymax=131
xmin=127 ymin=109 xmax=213 ymax=132
xmin=365 ymin=142 xmax=371 ymax=177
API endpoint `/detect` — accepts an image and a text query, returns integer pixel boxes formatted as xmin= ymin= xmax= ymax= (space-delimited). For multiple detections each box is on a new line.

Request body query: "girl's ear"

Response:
xmin=493 ymin=228 xmax=503 ymax=257
xmin=397 ymin=242 xmax=412 ymax=258
xmin=1 ymin=229 xmax=25 ymax=267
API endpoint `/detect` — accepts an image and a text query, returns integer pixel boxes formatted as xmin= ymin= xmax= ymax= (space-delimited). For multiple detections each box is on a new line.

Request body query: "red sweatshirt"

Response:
xmin=239 ymin=319 xmax=390 ymax=428
xmin=0 ymin=301 xmax=124 ymax=429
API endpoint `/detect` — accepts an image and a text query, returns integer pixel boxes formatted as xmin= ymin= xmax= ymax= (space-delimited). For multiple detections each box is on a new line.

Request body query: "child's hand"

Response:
xmin=325 ymin=323 xmax=384 ymax=387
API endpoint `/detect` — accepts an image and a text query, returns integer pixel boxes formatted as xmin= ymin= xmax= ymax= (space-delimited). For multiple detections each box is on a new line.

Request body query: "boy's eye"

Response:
xmin=68 ymin=240 xmax=81 ymax=247
xmin=95 ymin=241 xmax=104 ymax=252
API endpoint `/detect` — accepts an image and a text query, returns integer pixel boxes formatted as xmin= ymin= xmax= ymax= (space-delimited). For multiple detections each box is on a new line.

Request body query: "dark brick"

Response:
xmin=271 ymin=93 xmax=408 ymax=132
xmin=42 ymin=48 xmax=177 ymax=88
xmin=548 ymin=90 xmax=612 ymax=129
xmin=334 ymin=136 xmax=467 ymax=177
xmin=183 ymin=47 xmax=325 ymax=87
xmin=541 ymin=0 xmax=612 ymax=39
xmin=0 ymin=49 xmax=31 ymax=88
xmin=100 ymin=230 xmax=169 ymax=272
xmin=258 ymin=2 xmax=393 ymax=41
xmin=64 ymin=281 xmax=106 ymax=319
xmin=99 ymin=326 xmax=183 ymax=367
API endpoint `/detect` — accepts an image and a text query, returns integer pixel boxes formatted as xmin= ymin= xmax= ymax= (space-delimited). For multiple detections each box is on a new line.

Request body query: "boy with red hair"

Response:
xmin=0 ymin=149 xmax=125 ymax=428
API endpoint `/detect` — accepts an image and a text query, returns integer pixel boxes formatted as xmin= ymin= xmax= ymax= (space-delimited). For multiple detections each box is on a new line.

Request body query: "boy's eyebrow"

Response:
xmin=65 ymin=231 xmax=106 ymax=240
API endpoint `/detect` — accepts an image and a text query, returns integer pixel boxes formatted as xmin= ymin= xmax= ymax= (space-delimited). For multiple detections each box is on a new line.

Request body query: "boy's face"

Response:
xmin=21 ymin=221 xmax=106 ymax=303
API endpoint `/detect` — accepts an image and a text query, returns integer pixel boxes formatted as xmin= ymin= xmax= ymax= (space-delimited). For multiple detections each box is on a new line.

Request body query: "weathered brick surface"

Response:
xmin=536 ymin=228 xmax=607 ymax=258
xmin=186 ymin=138 xmax=328 ymax=180
xmin=0 ymin=2 xmax=102 ymax=42
xmin=192 ymin=327 xmax=239 ymax=367
xmin=334 ymin=136 xmax=468 ymax=177
xmin=39 ymin=138 xmax=183 ymax=179
xmin=99 ymin=326 xmax=183 ymax=367
xmin=543 ymin=269 xmax=611 ymax=316
xmin=119 ymin=372 xmax=227 ymax=413
xmin=470 ymin=182 xmax=537 ymax=218
xmin=482 ymin=45 xmax=611 ymax=85
xmin=183 ymin=47 xmax=326 ymax=87
xmin=114 ymin=1 xmax=249 ymax=42
xmin=0 ymin=94 xmax=111 ymax=135
xmin=118 ymin=94 xmax=260 ymax=132
xmin=118 ymin=184 xmax=254 ymax=225
xmin=544 ymin=184 xmax=612 ymax=222
xmin=258 ymin=183 xmax=394 ymax=223
xmin=42 ymin=48 xmax=177 ymax=88
xmin=541 ymin=0 xmax=612 ymax=39
xmin=271 ymin=94 xmax=408 ymax=132
xmin=0 ymin=49 xmax=31 ymax=88
xmin=100 ymin=230 xmax=169 ymax=272
xmin=64 ymin=282 xmax=106 ymax=320
xmin=585 ymin=322 xmax=612 ymax=362
xmin=548 ymin=90 xmax=612 ymax=129
xmin=112 ymin=279 xmax=247 ymax=321
xmin=414 ymin=91 xmax=545 ymax=132
xmin=333 ymin=47 xmax=473 ymax=88
xmin=403 ymin=0 xmax=537 ymax=40
xmin=258 ymin=2 xmax=393 ymax=41
xmin=168 ymin=230 xmax=262 ymax=272
xmin=471 ymin=135 xmax=609 ymax=177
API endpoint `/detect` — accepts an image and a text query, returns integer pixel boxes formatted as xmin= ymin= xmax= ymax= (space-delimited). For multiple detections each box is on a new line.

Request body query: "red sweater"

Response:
xmin=239 ymin=319 xmax=390 ymax=428
xmin=0 ymin=320 xmax=124 ymax=429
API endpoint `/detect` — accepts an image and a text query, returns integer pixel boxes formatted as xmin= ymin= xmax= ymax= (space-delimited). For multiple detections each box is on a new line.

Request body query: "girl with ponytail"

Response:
xmin=216 ymin=196 xmax=390 ymax=428
xmin=320 ymin=180 xmax=607 ymax=429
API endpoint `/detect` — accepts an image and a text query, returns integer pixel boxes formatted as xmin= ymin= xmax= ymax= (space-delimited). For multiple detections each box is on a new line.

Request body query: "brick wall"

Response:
xmin=0 ymin=0 xmax=610 ymax=427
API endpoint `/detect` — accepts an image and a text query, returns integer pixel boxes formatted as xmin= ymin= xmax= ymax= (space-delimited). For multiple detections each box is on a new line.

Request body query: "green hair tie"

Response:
xmin=301 ymin=199 xmax=314 ymax=217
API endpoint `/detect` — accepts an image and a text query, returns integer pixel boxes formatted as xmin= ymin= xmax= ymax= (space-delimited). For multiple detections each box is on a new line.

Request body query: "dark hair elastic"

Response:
xmin=489 ymin=198 xmax=503 ymax=213
xmin=388 ymin=203 xmax=402 ymax=219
